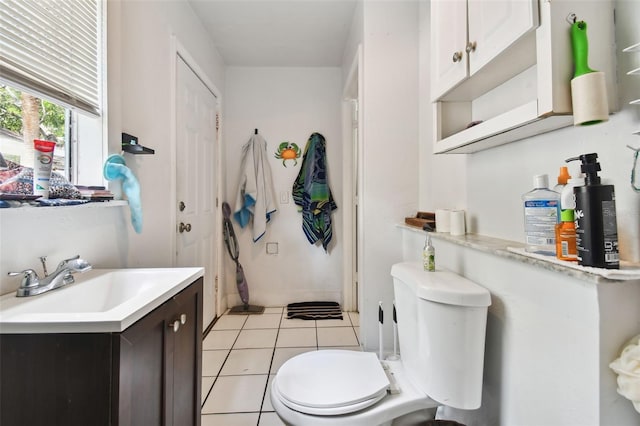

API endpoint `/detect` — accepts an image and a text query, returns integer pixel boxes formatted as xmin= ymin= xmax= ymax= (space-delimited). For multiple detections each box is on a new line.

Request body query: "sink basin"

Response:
xmin=0 ymin=267 xmax=204 ymax=333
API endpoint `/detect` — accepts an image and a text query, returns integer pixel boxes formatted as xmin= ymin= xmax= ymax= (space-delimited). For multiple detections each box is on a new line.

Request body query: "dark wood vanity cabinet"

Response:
xmin=0 ymin=277 xmax=203 ymax=426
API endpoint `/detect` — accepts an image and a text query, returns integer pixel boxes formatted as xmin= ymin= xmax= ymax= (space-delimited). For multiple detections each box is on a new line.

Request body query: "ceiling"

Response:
xmin=187 ymin=0 xmax=358 ymax=67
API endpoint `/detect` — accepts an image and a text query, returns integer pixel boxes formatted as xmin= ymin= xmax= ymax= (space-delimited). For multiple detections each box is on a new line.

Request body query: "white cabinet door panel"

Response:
xmin=468 ymin=0 xmax=538 ymax=75
xmin=431 ymin=0 xmax=468 ymax=100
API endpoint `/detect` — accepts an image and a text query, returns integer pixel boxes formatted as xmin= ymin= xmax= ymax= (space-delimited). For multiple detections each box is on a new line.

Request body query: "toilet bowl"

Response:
xmin=271 ymin=262 xmax=491 ymax=426
xmin=270 ymin=351 xmax=438 ymax=426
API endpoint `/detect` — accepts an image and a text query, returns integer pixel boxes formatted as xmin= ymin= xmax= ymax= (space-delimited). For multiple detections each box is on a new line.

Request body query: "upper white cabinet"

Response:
xmin=431 ymin=0 xmax=618 ymax=154
xmin=431 ymin=0 xmax=539 ymax=101
xmin=431 ymin=0 xmax=468 ymax=100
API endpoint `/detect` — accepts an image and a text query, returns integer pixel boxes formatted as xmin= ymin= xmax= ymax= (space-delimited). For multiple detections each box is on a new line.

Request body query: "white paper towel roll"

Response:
xmin=435 ymin=209 xmax=450 ymax=233
xmin=450 ymin=210 xmax=465 ymax=236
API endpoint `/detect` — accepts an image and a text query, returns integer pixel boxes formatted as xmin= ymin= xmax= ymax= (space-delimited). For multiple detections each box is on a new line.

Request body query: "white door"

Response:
xmin=176 ymin=56 xmax=218 ymax=329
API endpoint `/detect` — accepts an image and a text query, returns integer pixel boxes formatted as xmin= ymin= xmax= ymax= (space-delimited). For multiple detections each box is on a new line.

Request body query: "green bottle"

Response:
xmin=423 ymin=234 xmax=435 ymax=272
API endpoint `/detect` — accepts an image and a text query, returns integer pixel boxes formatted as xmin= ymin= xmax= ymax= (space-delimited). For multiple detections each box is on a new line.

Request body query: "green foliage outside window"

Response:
xmin=0 ymin=85 xmax=66 ymax=143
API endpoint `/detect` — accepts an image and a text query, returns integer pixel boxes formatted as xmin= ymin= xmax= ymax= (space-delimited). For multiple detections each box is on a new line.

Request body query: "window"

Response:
xmin=0 ymin=0 xmax=105 ymax=185
xmin=0 ymin=84 xmax=68 ymax=172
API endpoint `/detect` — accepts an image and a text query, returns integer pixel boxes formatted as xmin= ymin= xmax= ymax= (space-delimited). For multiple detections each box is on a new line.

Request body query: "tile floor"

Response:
xmin=201 ymin=307 xmax=361 ymax=426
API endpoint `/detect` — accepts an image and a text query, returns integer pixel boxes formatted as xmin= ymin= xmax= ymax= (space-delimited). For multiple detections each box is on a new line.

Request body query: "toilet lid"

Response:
xmin=275 ymin=350 xmax=390 ymax=414
xmin=273 ymin=376 xmax=388 ymax=416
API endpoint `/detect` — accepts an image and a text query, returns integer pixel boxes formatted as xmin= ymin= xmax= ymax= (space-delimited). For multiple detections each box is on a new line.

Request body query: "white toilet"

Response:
xmin=270 ymin=261 xmax=491 ymax=426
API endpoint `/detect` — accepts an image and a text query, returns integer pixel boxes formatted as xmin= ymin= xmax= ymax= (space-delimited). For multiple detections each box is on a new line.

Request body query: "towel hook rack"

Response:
xmin=122 ymin=132 xmax=155 ymax=155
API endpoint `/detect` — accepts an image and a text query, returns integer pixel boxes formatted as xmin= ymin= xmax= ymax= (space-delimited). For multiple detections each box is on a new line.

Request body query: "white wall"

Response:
xmin=0 ymin=0 xmax=226 ymax=296
xmin=223 ymin=67 xmax=344 ymax=307
xmin=358 ymin=0 xmax=420 ymax=352
xmin=0 ymin=204 xmax=130 ymax=295
xmin=109 ymin=0 xmax=226 ymax=268
xmin=417 ymin=1 xmax=467 ymax=213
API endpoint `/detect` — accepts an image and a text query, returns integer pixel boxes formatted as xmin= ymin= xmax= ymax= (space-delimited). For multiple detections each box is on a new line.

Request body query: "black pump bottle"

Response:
xmin=565 ymin=153 xmax=619 ymax=269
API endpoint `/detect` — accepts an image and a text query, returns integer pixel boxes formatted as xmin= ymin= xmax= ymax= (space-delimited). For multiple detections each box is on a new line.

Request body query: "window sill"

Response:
xmin=0 ymin=199 xmax=127 ymax=214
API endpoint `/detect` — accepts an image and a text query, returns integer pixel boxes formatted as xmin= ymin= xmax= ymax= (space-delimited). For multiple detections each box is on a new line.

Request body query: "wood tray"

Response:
xmin=404 ymin=211 xmax=436 ymax=230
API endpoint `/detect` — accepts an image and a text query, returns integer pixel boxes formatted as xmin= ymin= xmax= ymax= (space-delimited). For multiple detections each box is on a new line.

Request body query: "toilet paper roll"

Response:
xmin=435 ymin=209 xmax=450 ymax=233
xmin=449 ymin=210 xmax=466 ymax=236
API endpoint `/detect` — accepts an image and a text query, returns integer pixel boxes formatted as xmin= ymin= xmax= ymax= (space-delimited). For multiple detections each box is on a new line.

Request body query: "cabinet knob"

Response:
xmin=169 ymin=320 xmax=180 ymax=332
xmin=466 ymin=41 xmax=477 ymax=54
xmin=452 ymin=51 xmax=463 ymax=63
xmin=179 ymin=222 xmax=192 ymax=233
xmin=180 ymin=314 xmax=187 ymax=325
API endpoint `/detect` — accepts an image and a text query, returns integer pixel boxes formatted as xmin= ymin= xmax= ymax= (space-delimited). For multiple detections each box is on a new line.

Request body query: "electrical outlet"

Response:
xmin=266 ymin=242 xmax=279 ymax=255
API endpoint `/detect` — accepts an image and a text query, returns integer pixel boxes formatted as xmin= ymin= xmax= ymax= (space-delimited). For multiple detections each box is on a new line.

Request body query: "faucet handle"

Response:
xmin=39 ymin=256 xmax=48 ymax=277
xmin=8 ymin=269 xmax=40 ymax=288
xmin=57 ymin=255 xmax=80 ymax=269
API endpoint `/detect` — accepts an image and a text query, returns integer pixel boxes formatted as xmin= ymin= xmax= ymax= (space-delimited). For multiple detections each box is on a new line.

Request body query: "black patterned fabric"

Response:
xmin=0 ymin=158 xmax=82 ymax=199
xmin=287 ymin=301 xmax=343 ymax=320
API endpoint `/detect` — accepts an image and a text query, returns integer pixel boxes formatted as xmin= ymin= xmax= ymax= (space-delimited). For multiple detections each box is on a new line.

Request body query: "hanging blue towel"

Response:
xmin=233 ymin=133 xmax=277 ymax=242
xmin=292 ymin=132 xmax=337 ymax=252
xmin=103 ymin=154 xmax=143 ymax=234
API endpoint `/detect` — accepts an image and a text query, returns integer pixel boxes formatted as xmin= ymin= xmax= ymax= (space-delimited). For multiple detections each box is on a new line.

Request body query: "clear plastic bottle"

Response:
xmin=423 ymin=233 xmax=435 ymax=271
xmin=522 ymin=174 xmax=560 ymax=254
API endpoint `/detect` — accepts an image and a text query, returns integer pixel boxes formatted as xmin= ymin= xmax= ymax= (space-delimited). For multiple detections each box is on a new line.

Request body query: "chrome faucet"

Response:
xmin=8 ymin=255 xmax=92 ymax=297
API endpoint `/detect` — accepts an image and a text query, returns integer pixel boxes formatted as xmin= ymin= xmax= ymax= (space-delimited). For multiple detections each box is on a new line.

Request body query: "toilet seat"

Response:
xmin=270 ymin=356 xmax=438 ymax=426
xmin=274 ymin=350 xmax=390 ymax=415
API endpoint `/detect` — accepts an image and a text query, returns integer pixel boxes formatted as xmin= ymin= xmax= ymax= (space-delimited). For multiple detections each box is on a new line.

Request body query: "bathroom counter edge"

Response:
xmin=397 ymin=224 xmax=640 ymax=285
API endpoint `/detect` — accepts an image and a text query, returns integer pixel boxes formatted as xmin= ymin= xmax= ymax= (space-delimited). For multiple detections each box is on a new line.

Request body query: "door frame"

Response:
xmin=169 ymin=36 xmax=224 ymax=327
xmin=342 ymin=45 xmax=363 ymax=313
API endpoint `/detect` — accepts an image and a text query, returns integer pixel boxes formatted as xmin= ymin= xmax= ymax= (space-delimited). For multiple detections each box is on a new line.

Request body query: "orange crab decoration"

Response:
xmin=274 ymin=142 xmax=301 ymax=167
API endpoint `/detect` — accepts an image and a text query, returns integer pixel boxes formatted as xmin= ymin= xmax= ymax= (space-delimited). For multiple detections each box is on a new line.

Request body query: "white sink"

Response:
xmin=0 ymin=267 xmax=204 ymax=333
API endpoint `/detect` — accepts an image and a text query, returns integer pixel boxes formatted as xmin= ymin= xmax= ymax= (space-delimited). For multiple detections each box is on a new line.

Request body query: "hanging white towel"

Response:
xmin=233 ymin=133 xmax=277 ymax=242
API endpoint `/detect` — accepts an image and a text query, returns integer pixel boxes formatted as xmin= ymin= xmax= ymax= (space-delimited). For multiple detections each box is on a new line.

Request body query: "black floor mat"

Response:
xmin=287 ymin=301 xmax=343 ymax=320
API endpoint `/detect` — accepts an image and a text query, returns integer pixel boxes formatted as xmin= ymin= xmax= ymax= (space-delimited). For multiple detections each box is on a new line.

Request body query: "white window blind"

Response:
xmin=0 ymin=0 xmax=101 ymax=115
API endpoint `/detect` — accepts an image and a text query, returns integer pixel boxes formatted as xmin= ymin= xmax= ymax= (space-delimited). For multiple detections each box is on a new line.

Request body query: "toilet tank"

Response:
xmin=391 ymin=262 xmax=491 ymax=410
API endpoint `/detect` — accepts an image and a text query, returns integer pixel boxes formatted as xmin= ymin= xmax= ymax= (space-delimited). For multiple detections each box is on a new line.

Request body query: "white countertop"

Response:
xmin=0 ymin=267 xmax=204 ymax=334
xmin=398 ymin=224 xmax=640 ymax=284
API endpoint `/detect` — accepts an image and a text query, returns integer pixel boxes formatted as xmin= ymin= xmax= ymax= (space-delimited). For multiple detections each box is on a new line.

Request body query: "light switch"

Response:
xmin=280 ymin=191 xmax=289 ymax=204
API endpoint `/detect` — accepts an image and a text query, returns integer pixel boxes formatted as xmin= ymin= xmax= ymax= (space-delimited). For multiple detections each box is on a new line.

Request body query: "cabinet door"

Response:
xmin=0 ymin=334 xmax=112 ymax=426
xmin=431 ymin=0 xmax=468 ymax=100
xmin=117 ymin=279 xmax=203 ymax=426
xmin=116 ymin=303 xmax=167 ymax=426
xmin=166 ymin=278 xmax=203 ymax=426
xmin=467 ymin=0 xmax=538 ymax=75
